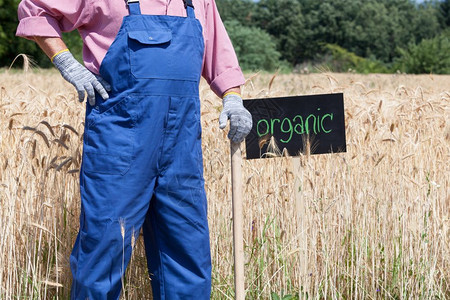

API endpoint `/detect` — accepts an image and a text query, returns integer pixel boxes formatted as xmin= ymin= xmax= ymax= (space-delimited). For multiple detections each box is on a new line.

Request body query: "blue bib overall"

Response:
xmin=70 ymin=1 xmax=211 ymax=299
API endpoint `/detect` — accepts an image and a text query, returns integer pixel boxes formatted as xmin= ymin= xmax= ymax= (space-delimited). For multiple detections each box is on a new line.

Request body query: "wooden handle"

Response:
xmin=231 ymin=142 xmax=245 ymax=300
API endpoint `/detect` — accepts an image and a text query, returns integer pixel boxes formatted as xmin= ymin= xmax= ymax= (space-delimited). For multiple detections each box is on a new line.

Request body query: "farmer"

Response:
xmin=16 ymin=0 xmax=252 ymax=298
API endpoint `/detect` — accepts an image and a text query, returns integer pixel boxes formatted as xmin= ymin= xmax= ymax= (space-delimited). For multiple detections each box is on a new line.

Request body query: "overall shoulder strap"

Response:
xmin=126 ymin=0 xmax=141 ymax=15
xmin=183 ymin=0 xmax=195 ymax=18
xmin=125 ymin=0 xmax=194 ymax=17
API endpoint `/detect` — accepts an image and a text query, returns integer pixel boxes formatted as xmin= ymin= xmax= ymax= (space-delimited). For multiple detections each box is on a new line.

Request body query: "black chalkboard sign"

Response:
xmin=243 ymin=93 xmax=346 ymax=159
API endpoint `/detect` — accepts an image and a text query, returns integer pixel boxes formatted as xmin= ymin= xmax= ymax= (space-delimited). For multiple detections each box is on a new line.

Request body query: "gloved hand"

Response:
xmin=219 ymin=93 xmax=252 ymax=144
xmin=52 ymin=50 xmax=111 ymax=106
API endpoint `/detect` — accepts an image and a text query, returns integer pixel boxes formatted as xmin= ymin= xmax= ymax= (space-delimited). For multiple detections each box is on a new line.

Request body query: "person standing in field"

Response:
xmin=16 ymin=0 xmax=252 ymax=298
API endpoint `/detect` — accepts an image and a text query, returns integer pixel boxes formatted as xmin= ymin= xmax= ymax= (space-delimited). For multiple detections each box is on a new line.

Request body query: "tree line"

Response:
xmin=217 ymin=0 xmax=450 ymax=73
xmin=1 ymin=0 xmax=449 ymax=73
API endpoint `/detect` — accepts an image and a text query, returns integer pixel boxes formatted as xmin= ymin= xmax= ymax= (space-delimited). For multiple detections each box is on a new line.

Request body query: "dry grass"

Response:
xmin=0 ymin=68 xmax=448 ymax=299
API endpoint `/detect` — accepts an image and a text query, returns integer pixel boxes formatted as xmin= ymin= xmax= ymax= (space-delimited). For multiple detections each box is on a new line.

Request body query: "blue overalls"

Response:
xmin=70 ymin=1 xmax=211 ymax=298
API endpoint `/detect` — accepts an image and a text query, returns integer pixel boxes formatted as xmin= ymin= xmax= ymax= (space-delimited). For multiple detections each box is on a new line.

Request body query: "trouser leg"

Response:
xmin=70 ymin=170 xmax=158 ymax=299
xmin=143 ymin=96 xmax=212 ymax=300
xmin=143 ymin=177 xmax=211 ymax=300
xmin=70 ymin=95 xmax=168 ymax=300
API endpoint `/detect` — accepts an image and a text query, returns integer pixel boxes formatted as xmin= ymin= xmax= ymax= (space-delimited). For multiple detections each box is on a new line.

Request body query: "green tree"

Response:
xmin=395 ymin=30 xmax=450 ymax=74
xmin=215 ymin=0 xmax=256 ymax=26
xmin=300 ymin=0 xmax=442 ymax=63
xmin=322 ymin=44 xmax=389 ymax=73
xmin=0 ymin=0 xmax=83 ymax=68
xmin=224 ymin=20 xmax=281 ymax=71
xmin=343 ymin=1 xmax=392 ymax=61
xmin=412 ymin=2 xmax=442 ymax=42
xmin=254 ymin=0 xmax=305 ymax=65
xmin=0 ymin=0 xmax=50 ymax=67
xmin=300 ymin=0 xmax=361 ymax=60
xmin=439 ymin=0 xmax=450 ymax=27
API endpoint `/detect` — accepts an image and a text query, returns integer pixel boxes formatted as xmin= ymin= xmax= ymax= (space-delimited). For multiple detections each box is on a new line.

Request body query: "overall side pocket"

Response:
xmin=82 ymin=96 xmax=137 ymax=175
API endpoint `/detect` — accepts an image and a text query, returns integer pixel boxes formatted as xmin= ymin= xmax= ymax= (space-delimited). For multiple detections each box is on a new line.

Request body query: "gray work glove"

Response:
xmin=52 ymin=50 xmax=110 ymax=106
xmin=219 ymin=93 xmax=252 ymax=143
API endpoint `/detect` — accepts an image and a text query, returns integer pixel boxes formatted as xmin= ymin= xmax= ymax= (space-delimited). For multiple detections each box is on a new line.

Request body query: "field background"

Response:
xmin=0 ymin=69 xmax=448 ymax=299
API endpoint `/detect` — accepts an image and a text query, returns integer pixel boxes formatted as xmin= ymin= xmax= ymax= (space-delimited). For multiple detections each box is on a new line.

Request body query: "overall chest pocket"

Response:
xmin=129 ymin=30 xmax=172 ymax=79
xmin=128 ymin=30 xmax=203 ymax=81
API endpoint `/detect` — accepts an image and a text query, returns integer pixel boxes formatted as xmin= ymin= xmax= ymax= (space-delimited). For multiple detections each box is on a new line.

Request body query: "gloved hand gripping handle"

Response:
xmin=219 ymin=93 xmax=252 ymax=143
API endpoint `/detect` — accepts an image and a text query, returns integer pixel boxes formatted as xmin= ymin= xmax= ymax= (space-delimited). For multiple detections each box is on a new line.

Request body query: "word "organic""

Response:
xmin=256 ymin=108 xmax=333 ymax=143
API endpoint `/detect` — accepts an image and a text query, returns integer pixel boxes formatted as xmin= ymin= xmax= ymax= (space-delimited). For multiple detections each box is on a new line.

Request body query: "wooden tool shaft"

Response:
xmin=231 ymin=142 xmax=245 ymax=300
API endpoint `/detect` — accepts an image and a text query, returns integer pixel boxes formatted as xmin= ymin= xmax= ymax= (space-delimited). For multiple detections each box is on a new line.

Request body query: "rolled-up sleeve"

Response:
xmin=202 ymin=0 xmax=245 ymax=97
xmin=16 ymin=0 xmax=91 ymax=39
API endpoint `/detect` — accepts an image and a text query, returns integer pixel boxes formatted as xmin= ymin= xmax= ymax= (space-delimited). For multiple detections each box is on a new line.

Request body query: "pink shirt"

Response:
xmin=16 ymin=0 xmax=245 ymax=96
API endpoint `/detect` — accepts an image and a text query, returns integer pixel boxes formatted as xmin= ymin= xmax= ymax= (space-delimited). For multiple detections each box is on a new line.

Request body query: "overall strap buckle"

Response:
xmin=126 ymin=0 xmax=141 ymax=15
xmin=183 ymin=0 xmax=194 ymax=9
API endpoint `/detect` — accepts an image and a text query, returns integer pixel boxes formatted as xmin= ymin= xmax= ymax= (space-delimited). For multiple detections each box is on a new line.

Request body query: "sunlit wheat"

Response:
xmin=0 ymin=67 xmax=448 ymax=299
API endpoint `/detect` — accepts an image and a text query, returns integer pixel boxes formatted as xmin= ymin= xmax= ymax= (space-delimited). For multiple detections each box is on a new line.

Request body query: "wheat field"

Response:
xmin=0 ymin=68 xmax=448 ymax=299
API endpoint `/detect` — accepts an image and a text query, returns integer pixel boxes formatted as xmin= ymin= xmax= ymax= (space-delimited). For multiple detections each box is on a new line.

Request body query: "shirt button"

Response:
xmin=95 ymin=106 xmax=99 ymax=110
xmin=148 ymin=36 xmax=153 ymax=40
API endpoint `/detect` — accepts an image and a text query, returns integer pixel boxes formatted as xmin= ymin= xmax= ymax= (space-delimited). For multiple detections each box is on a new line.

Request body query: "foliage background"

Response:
xmin=1 ymin=0 xmax=450 ymax=72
